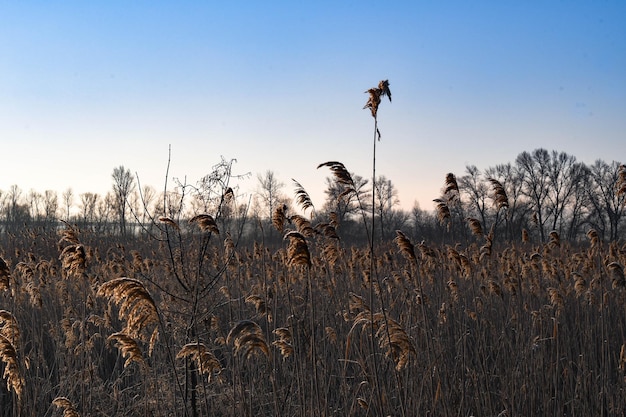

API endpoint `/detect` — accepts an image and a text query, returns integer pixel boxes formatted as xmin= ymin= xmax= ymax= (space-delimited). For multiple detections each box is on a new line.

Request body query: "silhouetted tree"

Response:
xmin=62 ymin=187 xmax=74 ymax=221
xmin=585 ymin=160 xmax=625 ymax=241
xmin=516 ymin=149 xmax=552 ymax=241
xmin=374 ymin=175 xmax=400 ymax=240
xmin=112 ymin=165 xmax=135 ymax=236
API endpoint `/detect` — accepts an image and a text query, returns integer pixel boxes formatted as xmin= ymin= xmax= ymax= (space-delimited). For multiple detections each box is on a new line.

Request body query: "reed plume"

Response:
xmin=0 ymin=334 xmax=23 ymax=399
xmin=587 ymin=229 xmax=600 ymax=249
xmin=317 ymin=161 xmax=357 ymax=191
xmin=53 ymin=397 xmax=80 ymax=417
xmin=176 ymin=342 xmax=222 ymax=382
xmin=573 ymin=273 xmax=587 ymax=297
xmin=272 ymin=327 xmax=294 ymax=359
xmin=548 ymin=231 xmax=560 ymax=249
xmin=0 ymin=310 xmax=20 ymax=346
xmin=607 ymin=262 xmax=625 ymax=289
xmin=97 ymin=277 xmax=159 ymax=340
xmin=283 ymin=231 xmax=311 ymax=267
xmin=0 ymin=257 xmax=9 ymax=291
xmin=245 ymin=294 xmax=273 ymax=322
xmin=394 ymin=230 xmax=416 ymax=264
xmin=290 ymin=214 xmax=315 ymax=237
xmin=58 ymin=221 xmax=81 ymax=245
xmin=223 ymin=186 xmax=234 ymax=202
xmin=59 ymin=244 xmax=86 ymax=279
xmin=444 ymin=173 xmax=459 ymax=202
xmin=375 ymin=313 xmax=416 ymax=371
xmin=466 ymin=217 xmax=483 ymax=237
xmin=363 ymin=80 xmax=391 ymax=120
xmin=226 ymin=320 xmax=270 ymax=360
xmin=315 ymin=222 xmax=339 ymax=239
xmin=617 ymin=164 xmax=626 ymax=197
xmin=292 ymin=179 xmax=315 ymax=215
xmin=158 ymin=216 xmax=180 ymax=230
xmin=488 ymin=177 xmax=509 ymax=210
xmin=189 ymin=214 xmax=220 ymax=234
xmin=107 ymin=332 xmax=147 ymax=369
xmin=479 ymin=227 xmax=494 ymax=261
xmin=433 ymin=199 xmax=451 ymax=226
xmin=347 ymin=310 xmax=415 ymax=371
xmin=272 ymin=204 xmax=288 ymax=233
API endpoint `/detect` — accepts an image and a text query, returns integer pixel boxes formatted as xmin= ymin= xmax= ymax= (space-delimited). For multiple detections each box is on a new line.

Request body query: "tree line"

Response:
xmin=0 ymin=149 xmax=624 ymax=246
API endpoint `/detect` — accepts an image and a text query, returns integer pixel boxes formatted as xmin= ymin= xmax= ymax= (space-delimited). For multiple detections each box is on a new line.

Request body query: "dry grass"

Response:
xmin=0 ymin=209 xmax=625 ymax=416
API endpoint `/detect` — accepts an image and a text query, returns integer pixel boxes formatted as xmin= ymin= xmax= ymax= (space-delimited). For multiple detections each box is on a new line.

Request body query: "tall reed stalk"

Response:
xmin=363 ymin=80 xmax=393 ymax=416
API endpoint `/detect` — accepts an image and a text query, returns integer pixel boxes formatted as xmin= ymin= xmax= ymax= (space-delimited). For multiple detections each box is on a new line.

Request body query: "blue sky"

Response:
xmin=1 ymin=2 xmax=625 ymax=213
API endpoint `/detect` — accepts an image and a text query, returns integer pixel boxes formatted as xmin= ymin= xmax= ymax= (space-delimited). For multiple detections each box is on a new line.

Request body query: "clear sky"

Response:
xmin=1 ymin=1 xmax=625 ymax=213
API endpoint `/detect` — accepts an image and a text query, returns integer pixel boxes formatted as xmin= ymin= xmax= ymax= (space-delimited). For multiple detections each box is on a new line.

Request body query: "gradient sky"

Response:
xmin=1 ymin=1 xmax=625 ymax=213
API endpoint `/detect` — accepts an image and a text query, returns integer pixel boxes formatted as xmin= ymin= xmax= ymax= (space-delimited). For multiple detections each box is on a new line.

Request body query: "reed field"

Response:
xmin=0 ymin=81 xmax=625 ymax=416
xmin=0 ymin=186 xmax=625 ymax=417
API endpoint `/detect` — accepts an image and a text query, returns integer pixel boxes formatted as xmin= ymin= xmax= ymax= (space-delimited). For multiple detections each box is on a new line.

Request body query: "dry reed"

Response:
xmin=0 ymin=334 xmax=23 ymax=399
xmin=97 ymin=277 xmax=159 ymax=343
xmin=0 ymin=256 xmax=11 ymax=291
xmin=226 ymin=320 xmax=270 ymax=360
xmin=189 ymin=214 xmax=220 ymax=234
xmin=52 ymin=396 xmax=81 ymax=417
xmin=107 ymin=332 xmax=147 ymax=369
xmin=176 ymin=342 xmax=223 ymax=382
xmin=488 ymin=177 xmax=509 ymax=210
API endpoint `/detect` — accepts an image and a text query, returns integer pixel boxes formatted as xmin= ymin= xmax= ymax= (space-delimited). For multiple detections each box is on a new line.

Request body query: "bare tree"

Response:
xmin=563 ymin=164 xmax=591 ymax=240
xmin=321 ymin=174 xmax=370 ymax=224
xmin=27 ymin=190 xmax=43 ymax=221
xmin=43 ymin=190 xmax=59 ymax=225
xmin=516 ymin=149 xmax=552 ymax=241
xmin=62 ymin=187 xmax=74 ymax=221
xmin=585 ymin=160 xmax=626 ymax=241
xmin=459 ymin=165 xmax=490 ymax=234
xmin=96 ymin=192 xmax=116 ymax=233
xmin=7 ymin=185 xmax=22 ymax=223
xmin=374 ymin=175 xmax=400 ymax=240
xmin=484 ymin=163 xmax=529 ymax=241
xmin=544 ymin=151 xmax=586 ymax=234
xmin=80 ymin=192 xmax=99 ymax=227
xmin=112 ymin=166 xmax=135 ymax=236
xmin=256 ymin=170 xmax=285 ymax=229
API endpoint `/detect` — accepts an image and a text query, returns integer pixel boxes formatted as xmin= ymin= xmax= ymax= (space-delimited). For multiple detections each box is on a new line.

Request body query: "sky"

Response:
xmin=1 ymin=1 xmax=625 ymax=214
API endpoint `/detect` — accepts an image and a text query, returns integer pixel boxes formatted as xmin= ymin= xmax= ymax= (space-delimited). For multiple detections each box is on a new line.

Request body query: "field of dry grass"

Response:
xmin=0 ymin=82 xmax=624 ymax=416
xmin=0 ymin=215 xmax=624 ymax=417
